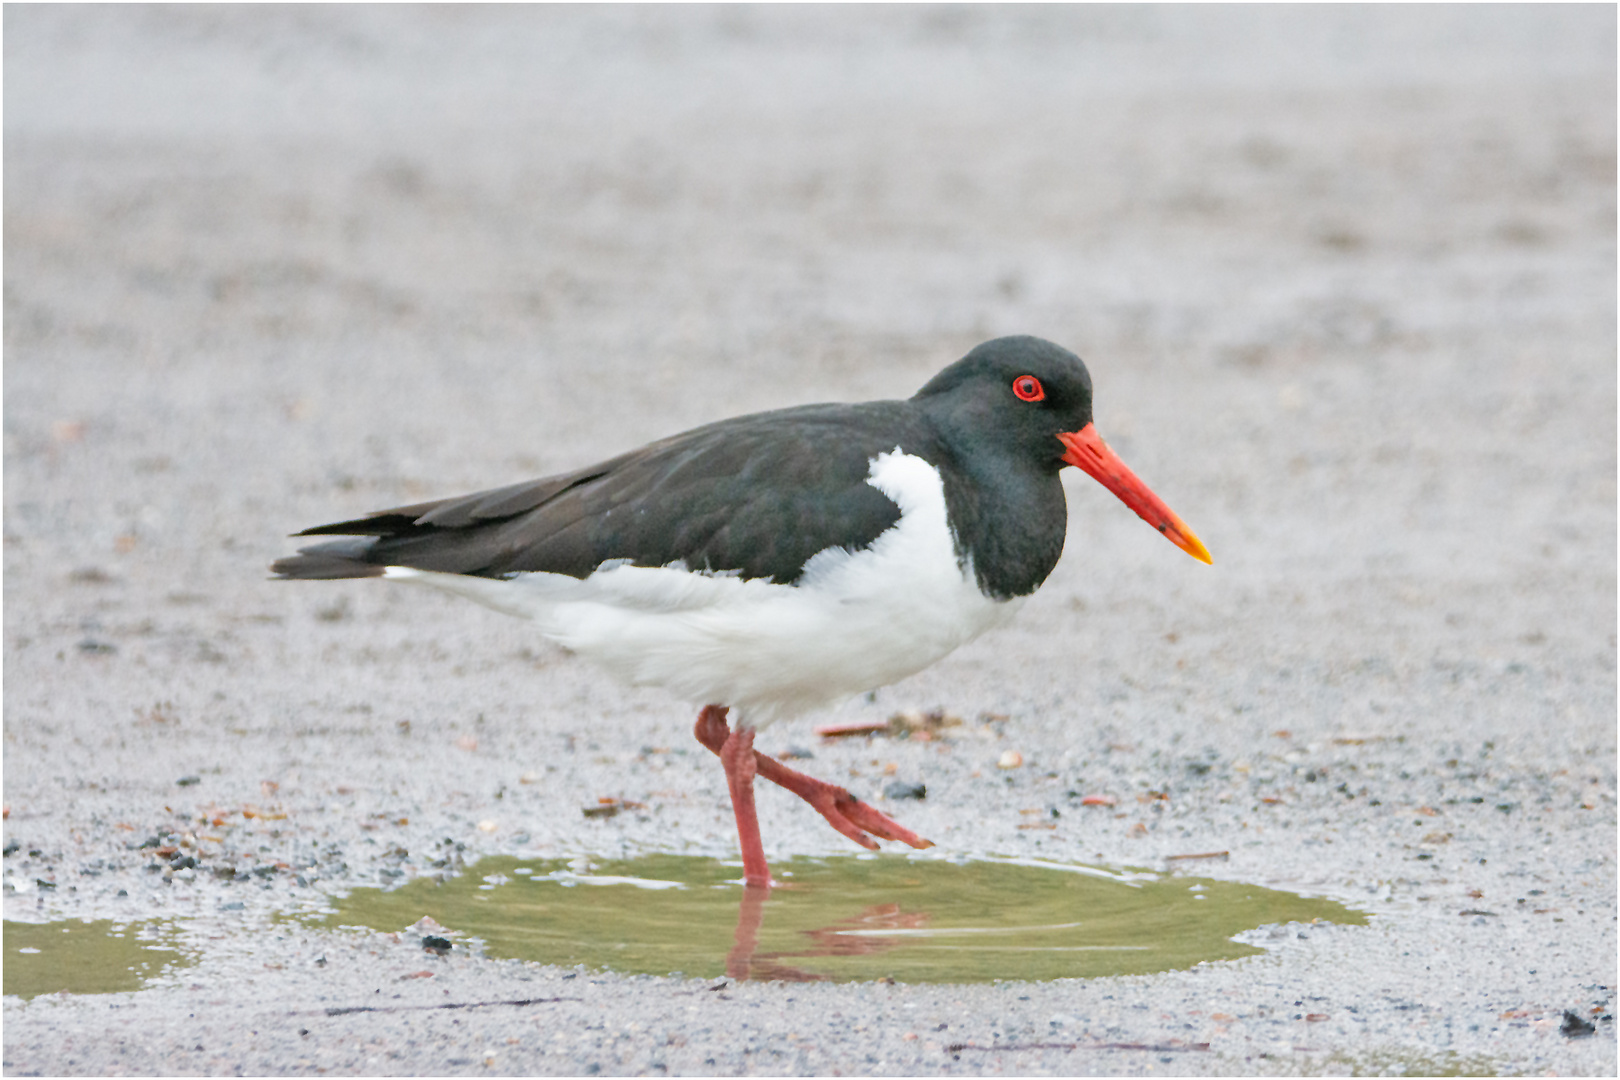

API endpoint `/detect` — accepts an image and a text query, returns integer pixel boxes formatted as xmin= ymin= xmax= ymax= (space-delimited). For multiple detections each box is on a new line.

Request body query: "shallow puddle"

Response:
xmin=3 ymin=919 xmax=187 ymax=999
xmin=319 ymin=854 xmax=1364 ymax=983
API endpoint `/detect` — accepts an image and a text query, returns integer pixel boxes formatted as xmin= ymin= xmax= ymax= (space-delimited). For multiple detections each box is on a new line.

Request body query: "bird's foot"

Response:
xmin=694 ymin=705 xmax=934 ymax=852
xmin=756 ymin=760 xmax=934 ymax=851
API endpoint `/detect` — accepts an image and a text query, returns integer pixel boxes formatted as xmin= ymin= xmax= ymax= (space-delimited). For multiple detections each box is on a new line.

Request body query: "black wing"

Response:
xmin=272 ymin=401 xmax=939 ymax=585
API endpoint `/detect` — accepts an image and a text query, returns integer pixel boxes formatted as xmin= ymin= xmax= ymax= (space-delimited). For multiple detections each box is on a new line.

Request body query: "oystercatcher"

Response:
xmin=272 ymin=336 xmax=1210 ymax=887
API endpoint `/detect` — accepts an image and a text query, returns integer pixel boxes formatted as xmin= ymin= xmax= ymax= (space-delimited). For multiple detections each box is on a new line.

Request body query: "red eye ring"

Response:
xmin=1012 ymin=374 xmax=1045 ymax=402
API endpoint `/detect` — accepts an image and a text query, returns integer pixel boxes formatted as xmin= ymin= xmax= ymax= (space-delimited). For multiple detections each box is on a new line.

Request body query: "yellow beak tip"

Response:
xmin=1178 ymin=532 xmax=1213 ymax=565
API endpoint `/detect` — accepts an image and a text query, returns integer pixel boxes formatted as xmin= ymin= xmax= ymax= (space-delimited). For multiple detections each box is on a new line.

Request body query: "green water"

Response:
xmin=319 ymin=854 xmax=1364 ymax=983
xmin=1319 ymin=1049 xmax=1512 ymax=1077
xmin=3 ymin=919 xmax=186 ymax=999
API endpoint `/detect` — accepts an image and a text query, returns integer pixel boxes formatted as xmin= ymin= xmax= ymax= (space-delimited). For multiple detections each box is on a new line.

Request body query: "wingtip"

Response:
xmin=269 ymin=550 xmax=387 ymax=580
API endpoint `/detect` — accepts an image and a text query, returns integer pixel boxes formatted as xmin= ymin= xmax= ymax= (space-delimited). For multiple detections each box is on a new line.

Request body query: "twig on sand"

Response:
xmin=318 ymin=996 xmax=582 ymax=1017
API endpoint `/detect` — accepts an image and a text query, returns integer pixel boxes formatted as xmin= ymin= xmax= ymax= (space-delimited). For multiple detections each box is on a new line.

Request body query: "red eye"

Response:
xmin=1012 ymin=375 xmax=1045 ymax=402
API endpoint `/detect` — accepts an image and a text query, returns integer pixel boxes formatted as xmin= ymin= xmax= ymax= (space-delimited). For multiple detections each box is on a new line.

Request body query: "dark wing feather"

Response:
xmin=272 ymin=402 xmax=936 ymax=584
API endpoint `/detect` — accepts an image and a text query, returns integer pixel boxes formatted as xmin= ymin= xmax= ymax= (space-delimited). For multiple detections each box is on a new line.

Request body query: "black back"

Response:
xmin=272 ymin=335 xmax=1097 ymax=600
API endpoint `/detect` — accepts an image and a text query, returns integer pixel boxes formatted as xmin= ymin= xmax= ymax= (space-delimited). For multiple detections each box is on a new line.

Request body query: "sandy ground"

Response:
xmin=3 ymin=6 xmax=1616 ymax=1076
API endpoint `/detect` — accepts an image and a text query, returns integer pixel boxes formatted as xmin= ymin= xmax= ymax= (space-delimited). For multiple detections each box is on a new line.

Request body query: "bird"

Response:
xmin=271 ymin=335 xmax=1210 ymax=888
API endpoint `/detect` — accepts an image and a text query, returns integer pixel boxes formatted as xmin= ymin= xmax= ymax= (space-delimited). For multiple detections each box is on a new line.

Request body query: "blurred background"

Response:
xmin=5 ymin=4 xmax=1614 ymax=770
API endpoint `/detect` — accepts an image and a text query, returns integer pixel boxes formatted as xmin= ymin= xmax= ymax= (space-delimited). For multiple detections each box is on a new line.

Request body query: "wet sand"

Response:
xmin=4 ymin=6 xmax=1615 ymax=1075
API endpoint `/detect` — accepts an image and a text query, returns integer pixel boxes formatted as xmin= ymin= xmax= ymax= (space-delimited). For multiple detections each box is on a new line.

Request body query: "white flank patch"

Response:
xmin=383 ymin=450 xmax=1022 ymax=727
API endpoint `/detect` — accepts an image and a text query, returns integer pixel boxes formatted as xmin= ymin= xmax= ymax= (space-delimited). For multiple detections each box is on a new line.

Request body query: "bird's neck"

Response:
xmin=936 ymin=444 xmax=1069 ymax=601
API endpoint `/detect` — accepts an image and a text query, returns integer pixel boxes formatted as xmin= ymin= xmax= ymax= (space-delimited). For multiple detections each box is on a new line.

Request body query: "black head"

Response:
xmin=911 ymin=335 xmax=1095 ymax=472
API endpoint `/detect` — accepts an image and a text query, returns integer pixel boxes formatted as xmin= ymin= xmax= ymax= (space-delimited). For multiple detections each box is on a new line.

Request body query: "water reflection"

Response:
xmin=727 ymin=889 xmax=943 ymax=981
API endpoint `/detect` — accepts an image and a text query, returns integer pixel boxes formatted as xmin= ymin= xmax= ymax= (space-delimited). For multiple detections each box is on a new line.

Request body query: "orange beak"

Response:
xmin=1058 ymin=424 xmax=1212 ymax=564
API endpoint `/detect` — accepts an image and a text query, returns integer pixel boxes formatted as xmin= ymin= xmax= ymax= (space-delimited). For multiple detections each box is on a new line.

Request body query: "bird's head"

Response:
xmin=915 ymin=336 xmax=1211 ymax=564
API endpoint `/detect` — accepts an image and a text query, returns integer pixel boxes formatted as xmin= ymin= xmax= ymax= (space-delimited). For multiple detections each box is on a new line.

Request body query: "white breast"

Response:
xmin=383 ymin=450 xmax=1022 ymax=727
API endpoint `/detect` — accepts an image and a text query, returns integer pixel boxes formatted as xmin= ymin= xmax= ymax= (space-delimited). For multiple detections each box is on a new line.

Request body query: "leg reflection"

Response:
xmin=725 ymin=882 xmax=767 ymax=980
xmin=724 ymin=882 xmax=932 ymax=983
xmin=726 ymin=882 xmax=827 ymax=982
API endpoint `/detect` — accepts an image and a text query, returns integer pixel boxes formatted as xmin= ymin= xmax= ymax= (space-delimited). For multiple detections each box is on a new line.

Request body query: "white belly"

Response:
xmin=383 ymin=450 xmax=1022 ymax=727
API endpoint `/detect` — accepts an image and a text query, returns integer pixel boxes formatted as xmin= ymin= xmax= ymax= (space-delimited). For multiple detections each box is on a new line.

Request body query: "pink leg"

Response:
xmin=694 ymin=705 xmax=933 ymax=854
xmin=716 ymin=720 xmax=773 ymax=888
